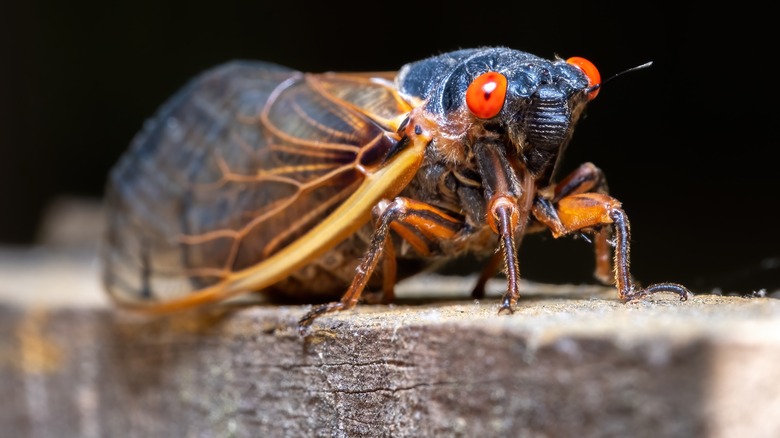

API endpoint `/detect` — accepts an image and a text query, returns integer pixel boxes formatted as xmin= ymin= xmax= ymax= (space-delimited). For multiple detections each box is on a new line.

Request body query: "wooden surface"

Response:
xmin=2 ymin=259 xmax=780 ymax=437
xmin=2 ymin=200 xmax=780 ymax=437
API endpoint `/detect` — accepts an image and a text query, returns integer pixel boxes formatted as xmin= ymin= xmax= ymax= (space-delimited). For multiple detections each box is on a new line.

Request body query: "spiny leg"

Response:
xmin=298 ymin=197 xmax=463 ymax=334
xmin=361 ymin=237 xmax=398 ymax=305
xmin=608 ymin=208 xmax=690 ymax=301
xmin=471 ymin=252 xmax=502 ymax=299
xmin=379 ymin=238 xmax=397 ymax=304
xmin=492 ymin=200 xmax=522 ymax=313
xmin=532 ymin=191 xmax=690 ymax=302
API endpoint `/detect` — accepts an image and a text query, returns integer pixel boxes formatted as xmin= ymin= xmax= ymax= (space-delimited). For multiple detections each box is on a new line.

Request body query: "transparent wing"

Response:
xmin=103 ymin=61 xmax=413 ymax=306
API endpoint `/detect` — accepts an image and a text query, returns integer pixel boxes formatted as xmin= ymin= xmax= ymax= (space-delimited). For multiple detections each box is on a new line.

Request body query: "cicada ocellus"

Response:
xmin=103 ymin=47 xmax=690 ymax=333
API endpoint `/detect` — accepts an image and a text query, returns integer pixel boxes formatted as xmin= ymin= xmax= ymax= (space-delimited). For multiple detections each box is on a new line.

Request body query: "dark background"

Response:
xmin=1 ymin=2 xmax=777 ymax=294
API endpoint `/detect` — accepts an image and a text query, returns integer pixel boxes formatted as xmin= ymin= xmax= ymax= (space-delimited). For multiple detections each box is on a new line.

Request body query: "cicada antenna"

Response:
xmin=586 ymin=61 xmax=653 ymax=95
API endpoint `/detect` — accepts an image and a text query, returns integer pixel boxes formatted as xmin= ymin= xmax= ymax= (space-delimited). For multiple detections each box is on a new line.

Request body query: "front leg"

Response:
xmin=532 ymin=185 xmax=691 ymax=302
xmin=548 ymin=162 xmax=613 ymax=284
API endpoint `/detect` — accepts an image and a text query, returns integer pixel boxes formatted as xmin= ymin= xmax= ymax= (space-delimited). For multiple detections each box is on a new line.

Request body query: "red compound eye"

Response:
xmin=466 ymin=71 xmax=507 ymax=119
xmin=566 ymin=56 xmax=601 ymax=100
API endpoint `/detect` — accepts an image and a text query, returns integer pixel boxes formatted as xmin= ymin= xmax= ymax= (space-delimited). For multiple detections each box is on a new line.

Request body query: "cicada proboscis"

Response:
xmin=103 ymin=47 xmax=690 ymax=334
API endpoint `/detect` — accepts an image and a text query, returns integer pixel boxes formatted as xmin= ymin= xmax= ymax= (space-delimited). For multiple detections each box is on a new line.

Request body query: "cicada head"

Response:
xmin=397 ymin=47 xmax=600 ymax=185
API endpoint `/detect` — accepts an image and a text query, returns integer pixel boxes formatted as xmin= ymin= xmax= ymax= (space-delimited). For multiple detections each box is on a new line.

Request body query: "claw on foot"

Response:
xmin=624 ymin=282 xmax=692 ymax=302
xmin=297 ymin=301 xmax=347 ymax=336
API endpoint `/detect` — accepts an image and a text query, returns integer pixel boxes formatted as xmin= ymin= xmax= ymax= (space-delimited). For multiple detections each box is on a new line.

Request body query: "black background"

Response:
xmin=1 ymin=2 xmax=778 ymax=294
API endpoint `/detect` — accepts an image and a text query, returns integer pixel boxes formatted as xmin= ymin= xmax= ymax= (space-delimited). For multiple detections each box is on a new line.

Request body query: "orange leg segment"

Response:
xmin=298 ymin=197 xmax=464 ymax=332
xmin=546 ymin=162 xmax=613 ymax=284
xmin=533 ymin=191 xmax=690 ymax=302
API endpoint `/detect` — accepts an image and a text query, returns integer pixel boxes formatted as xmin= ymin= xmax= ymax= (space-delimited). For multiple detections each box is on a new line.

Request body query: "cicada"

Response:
xmin=103 ymin=47 xmax=690 ymax=332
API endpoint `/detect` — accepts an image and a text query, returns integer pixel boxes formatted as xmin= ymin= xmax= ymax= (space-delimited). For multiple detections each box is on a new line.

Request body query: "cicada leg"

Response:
xmin=470 ymin=252 xmax=503 ymax=299
xmin=532 ymin=162 xmax=691 ymax=302
xmin=471 ymin=165 xmax=614 ymax=304
xmin=548 ymin=162 xmax=612 ymax=284
xmin=378 ymin=237 xmax=397 ymax=304
xmin=297 ymin=197 xmax=463 ymax=333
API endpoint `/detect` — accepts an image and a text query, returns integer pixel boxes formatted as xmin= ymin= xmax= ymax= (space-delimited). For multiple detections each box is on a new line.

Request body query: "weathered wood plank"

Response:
xmin=3 ymin=289 xmax=780 ymax=438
